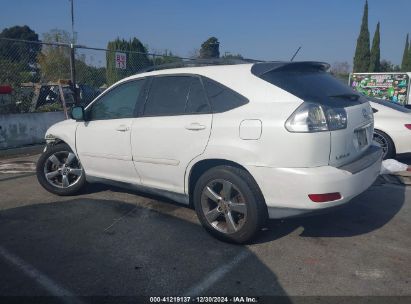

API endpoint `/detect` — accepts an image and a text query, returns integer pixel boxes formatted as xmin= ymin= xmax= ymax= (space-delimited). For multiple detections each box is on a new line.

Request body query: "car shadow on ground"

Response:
xmin=2 ymin=152 xmax=408 ymax=247
xmin=254 ymin=184 xmax=406 ymax=244
xmin=0 ymin=198 xmax=292 ymax=299
xmin=81 ymin=181 xmax=407 ymax=244
xmin=80 ymin=182 xmax=183 ymax=206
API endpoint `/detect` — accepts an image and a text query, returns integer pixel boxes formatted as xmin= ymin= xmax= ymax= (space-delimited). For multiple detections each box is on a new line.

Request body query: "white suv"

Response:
xmin=36 ymin=62 xmax=382 ymax=243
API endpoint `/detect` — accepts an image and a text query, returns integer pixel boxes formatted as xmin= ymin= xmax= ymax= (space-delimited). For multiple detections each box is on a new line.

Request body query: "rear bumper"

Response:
xmin=246 ymin=145 xmax=383 ymax=219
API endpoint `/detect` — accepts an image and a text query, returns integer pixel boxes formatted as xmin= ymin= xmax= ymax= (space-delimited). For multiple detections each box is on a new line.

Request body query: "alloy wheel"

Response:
xmin=373 ymin=132 xmax=388 ymax=158
xmin=43 ymin=151 xmax=83 ymax=188
xmin=200 ymin=179 xmax=248 ymax=234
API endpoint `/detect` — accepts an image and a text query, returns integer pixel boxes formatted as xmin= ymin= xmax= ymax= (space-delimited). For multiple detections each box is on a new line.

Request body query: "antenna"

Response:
xmin=290 ymin=46 xmax=302 ymax=61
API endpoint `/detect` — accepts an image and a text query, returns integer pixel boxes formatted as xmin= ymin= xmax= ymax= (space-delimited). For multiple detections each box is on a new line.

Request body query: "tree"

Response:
xmin=106 ymin=37 xmax=150 ymax=85
xmin=75 ymin=55 xmax=106 ymax=88
xmin=199 ymin=37 xmax=220 ymax=59
xmin=353 ymin=0 xmax=370 ymax=72
xmin=330 ymin=61 xmax=351 ymax=83
xmin=331 ymin=61 xmax=351 ymax=75
xmin=221 ymin=53 xmax=243 ymax=60
xmin=0 ymin=25 xmax=41 ymax=67
xmin=400 ymin=34 xmax=409 ymax=71
xmin=380 ymin=59 xmax=401 ymax=72
xmin=38 ymin=29 xmax=107 ymax=87
xmin=42 ymin=28 xmax=72 ymax=45
xmin=37 ymin=29 xmax=72 ymax=82
xmin=152 ymin=50 xmax=182 ymax=66
xmin=401 ymin=34 xmax=411 ymax=72
xmin=0 ymin=26 xmax=41 ymax=112
xmin=369 ymin=22 xmax=380 ymax=72
xmin=0 ymin=25 xmax=41 ymax=84
xmin=408 ymin=40 xmax=411 ymax=72
xmin=128 ymin=38 xmax=151 ymax=72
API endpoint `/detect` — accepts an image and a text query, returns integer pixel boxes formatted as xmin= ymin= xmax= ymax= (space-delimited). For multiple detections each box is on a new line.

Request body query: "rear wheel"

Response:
xmin=193 ymin=165 xmax=267 ymax=243
xmin=36 ymin=143 xmax=86 ymax=196
xmin=373 ymin=129 xmax=395 ymax=159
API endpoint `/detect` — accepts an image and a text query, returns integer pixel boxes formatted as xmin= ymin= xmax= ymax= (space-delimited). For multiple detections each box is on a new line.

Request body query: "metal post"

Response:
xmin=69 ymin=43 xmax=78 ymax=105
xmin=70 ymin=0 xmax=75 ymax=44
xmin=69 ymin=0 xmax=78 ymax=105
xmin=58 ymin=84 xmax=69 ymax=119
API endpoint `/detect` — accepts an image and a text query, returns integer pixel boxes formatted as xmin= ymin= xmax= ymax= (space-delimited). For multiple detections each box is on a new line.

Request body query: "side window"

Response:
xmin=202 ymin=77 xmax=249 ymax=113
xmin=185 ymin=78 xmax=210 ymax=114
xmin=88 ymin=79 xmax=144 ymax=120
xmin=144 ymin=76 xmax=191 ymax=116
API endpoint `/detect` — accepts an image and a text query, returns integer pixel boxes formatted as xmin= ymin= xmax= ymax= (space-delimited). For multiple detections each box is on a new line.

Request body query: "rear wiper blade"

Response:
xmin=329 ymin=93 xmax=360 ymax=100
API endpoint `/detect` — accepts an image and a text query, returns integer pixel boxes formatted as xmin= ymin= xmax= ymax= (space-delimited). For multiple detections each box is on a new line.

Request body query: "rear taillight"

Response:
xmin=308 ymin=192 xmax=342 ymax=203
xmin=326 ymin=107 xmax=348 ymax=130
xmin=405 ymin=124 xmax=411 ymax=130
xmin=285 ymin=102 xmax=347 ymax=133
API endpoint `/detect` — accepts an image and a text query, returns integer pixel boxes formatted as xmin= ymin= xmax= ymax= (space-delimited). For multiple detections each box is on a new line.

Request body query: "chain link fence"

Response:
xmin=0 ymin=37 xmax=185 ymax=114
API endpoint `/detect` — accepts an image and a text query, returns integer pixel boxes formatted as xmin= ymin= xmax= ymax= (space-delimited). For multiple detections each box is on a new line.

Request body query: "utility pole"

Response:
xmin=69 ymin=0 xmax=78 ymax=105
xmin=70 ymin=0 xmax=75 ymax=43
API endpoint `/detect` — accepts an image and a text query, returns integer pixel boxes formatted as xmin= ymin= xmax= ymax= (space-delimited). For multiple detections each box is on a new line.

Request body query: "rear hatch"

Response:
xmin=252 ymin=61 xmax=374 ymax=167
xmin=328 ymin=101 xmax=373 ymax=167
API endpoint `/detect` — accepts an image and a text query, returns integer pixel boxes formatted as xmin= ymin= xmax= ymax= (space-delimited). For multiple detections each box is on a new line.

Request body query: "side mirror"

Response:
xmin=71 ymin=106 xmax=85 ymax=121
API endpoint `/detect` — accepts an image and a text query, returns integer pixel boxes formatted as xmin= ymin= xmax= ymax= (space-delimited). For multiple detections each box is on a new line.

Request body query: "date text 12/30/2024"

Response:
xmin=149 ymin=297 xmax=259 ymax=303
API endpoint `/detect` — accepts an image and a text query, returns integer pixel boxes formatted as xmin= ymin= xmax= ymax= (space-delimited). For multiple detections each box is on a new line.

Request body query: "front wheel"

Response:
xmin=193 ymin=166 xmax=267 ymax=243
xmin=36 ymin=143 xmax=86 ymax=196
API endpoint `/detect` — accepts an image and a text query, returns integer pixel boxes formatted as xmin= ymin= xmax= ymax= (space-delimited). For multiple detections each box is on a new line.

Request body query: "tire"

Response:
xmin=36 ymin=143 xmax=86 ymax=196
xmin=193 ymin=165 xmax=267 ymax=244
xmin=373 ymin=129 xmax=395 ymax=159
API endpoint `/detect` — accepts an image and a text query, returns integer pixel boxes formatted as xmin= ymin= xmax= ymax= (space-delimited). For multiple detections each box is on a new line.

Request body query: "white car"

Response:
xmin=36 ymin=62 xmax=382 ymax=243
xmin=369 ymin=97 xmax=411 ymax=159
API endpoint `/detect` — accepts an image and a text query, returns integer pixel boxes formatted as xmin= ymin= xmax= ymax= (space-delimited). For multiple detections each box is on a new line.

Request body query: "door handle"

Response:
xmin=116 ymin=125 xmax=130 ymax=132
xmin=185 ymin=123 xmax=206 ymax=131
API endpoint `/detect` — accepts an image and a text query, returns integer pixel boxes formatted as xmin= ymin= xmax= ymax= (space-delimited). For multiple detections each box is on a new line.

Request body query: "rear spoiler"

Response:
xmin=251 ymin=61 xmax=330 ymax=77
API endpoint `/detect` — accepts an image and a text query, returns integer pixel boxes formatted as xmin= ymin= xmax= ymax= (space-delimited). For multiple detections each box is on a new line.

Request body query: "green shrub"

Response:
xmin=36 ymin=102 xmax=63 ymax=112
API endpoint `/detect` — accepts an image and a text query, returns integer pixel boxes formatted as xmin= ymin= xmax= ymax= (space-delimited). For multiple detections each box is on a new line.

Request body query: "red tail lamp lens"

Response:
xmin=0 ymin=85 xmax=12 ymax=94
xmin=308 ymin=192 xmax=342 ymax=203
xmin=405 ymin=124 xmax=411 ymax=130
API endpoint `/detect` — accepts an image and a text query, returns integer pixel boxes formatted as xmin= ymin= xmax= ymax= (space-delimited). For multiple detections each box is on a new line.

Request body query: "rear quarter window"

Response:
xmin=202 ymin=77 xmax=248 ymax=113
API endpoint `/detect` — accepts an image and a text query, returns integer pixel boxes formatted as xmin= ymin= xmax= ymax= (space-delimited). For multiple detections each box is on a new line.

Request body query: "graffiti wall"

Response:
xmin=350 ymin=73 xmax=409 ymax=105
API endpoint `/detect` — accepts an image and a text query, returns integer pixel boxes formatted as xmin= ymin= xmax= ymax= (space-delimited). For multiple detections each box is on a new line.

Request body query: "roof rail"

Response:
xmin=139 ymin=57 xmax=264 ymax=73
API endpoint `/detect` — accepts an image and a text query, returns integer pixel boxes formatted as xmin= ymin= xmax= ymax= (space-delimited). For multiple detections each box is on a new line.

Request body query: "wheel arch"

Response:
xmin=186 ymin=158 xmax=263 ymax=207
xmin=46 ymin=136 xmax=76 ymax=155
xmin=44 ymin=120 xmax=79 ymax=157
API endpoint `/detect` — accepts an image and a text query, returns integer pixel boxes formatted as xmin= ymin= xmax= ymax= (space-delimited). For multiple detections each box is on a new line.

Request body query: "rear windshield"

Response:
xmin=258 ymin=68 xmax=367 ymax=107
xmin=370 ymin=97 xmax=411 ymax=113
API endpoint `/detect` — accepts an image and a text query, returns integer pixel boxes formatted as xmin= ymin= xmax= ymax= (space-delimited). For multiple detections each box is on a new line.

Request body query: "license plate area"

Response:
xmin=355 ymin=127 xmax=369 ymax=149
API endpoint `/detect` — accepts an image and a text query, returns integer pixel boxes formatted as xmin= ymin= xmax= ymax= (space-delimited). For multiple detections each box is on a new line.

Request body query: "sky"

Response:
xmin=1 ymin=0 xmax=410 ymax=68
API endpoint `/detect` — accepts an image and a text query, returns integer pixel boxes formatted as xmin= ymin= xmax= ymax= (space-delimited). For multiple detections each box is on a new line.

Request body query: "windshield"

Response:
xmin=369 ymin=97 xmax=411 ymax=113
